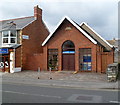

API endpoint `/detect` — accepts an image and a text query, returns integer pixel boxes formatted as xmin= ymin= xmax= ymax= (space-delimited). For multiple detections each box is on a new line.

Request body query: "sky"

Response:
xmin=0 ymin=0 xmax=118 ymax=40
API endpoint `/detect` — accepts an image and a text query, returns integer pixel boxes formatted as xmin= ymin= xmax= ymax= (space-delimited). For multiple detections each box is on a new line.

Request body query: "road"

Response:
xmin=1 ymin=82 xmax=119 ymax=103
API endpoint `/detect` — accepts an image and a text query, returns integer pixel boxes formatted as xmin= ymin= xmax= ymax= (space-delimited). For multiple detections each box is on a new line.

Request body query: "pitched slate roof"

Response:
xmin=115 ymin=39 xmax=120 ymax=48
xmin=42 ymin=16 xmax=97 ymax=46
xmin=107 ymin=40 xmax=116 ymax=46
xmin=0 ymin=16 xmax=35 ymax=31
xmin=80 ymin=22 xmax=113 ymax=50
xmin=107 ymin=39 xmax=120 ymax=50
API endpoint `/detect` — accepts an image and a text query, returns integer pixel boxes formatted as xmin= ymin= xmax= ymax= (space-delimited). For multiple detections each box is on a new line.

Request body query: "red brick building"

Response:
xmin=41 ymin=16 xmax=114 ymax=73
xmin=0 ymin=6 xmax=49 ymax=73
xmin=0 ymin=6 xmax=114 ymax=73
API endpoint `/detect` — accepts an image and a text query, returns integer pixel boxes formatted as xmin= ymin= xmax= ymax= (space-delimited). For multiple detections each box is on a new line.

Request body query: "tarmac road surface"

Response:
xmin=2 ymin=82 xmax=119 ymax=103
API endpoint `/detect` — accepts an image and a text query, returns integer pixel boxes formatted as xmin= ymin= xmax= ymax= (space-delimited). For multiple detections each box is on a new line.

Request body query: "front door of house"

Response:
xmin=62 ymin=54 xmax=75 ymax=70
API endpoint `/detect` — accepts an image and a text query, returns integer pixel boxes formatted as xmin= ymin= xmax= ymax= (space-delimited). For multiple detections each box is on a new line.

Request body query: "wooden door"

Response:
xmin=101 ymin=54 xmax=107 ymax=73
xmin=62 ymin=54 xmax=75 ymax=70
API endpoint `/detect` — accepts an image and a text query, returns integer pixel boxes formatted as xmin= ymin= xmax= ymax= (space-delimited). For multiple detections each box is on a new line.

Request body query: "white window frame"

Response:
xmin=2 ymin=30 xmax=17 ymax=45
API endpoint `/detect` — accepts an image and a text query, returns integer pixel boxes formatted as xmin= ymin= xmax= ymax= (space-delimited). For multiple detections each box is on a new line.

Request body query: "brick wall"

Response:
xmin=24 ymin=53 xmax=44 ymax=71
xmin=42 ymin=20 xmax=98 ymax=72
xmin=41 ymin=19 xmax=114 ymax=73
xmin=15 ymin=46 xmax=21 ymax=67
xmin=96 ymin=46 xmax=114 ymax=73
xmin=21 ymin=6 xmax=49 ymax=70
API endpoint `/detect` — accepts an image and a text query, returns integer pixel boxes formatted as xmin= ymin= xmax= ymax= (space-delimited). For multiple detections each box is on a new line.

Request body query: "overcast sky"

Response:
xmin=0 ymin=0 xmax=118 ymax=40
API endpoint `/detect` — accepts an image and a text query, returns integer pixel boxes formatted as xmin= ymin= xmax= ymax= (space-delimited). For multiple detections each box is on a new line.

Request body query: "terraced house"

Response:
xmin=0 ymin=5 xmax=49 ymax=73
xmin=0 ymin=6 xmax=114 ymax=73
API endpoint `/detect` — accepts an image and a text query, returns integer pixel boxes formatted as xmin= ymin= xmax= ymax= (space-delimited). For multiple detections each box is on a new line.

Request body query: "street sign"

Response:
xmin=22 ymin=35 xmax=29 ymax=39
xmin=0 ymin=48 xmax=8 ymax=54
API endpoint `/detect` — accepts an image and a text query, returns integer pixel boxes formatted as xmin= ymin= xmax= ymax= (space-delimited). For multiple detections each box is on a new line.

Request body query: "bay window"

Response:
xmin=2 ymin=30 xmax=17 ymax=44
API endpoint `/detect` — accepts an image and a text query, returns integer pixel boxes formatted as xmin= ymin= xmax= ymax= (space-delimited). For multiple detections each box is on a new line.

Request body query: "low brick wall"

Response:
xmin=23 ymin=53 xmax=44 ymax=71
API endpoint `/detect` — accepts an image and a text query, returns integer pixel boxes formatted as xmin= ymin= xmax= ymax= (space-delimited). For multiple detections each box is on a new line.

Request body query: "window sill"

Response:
xmin=0 ymin=44 xmax=21 ymax=48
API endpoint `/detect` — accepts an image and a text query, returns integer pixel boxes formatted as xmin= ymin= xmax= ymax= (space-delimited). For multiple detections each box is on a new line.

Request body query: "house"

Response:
xmin=107 ymin=38 xmax=120 ymax=63
xmin=41 ymin=16 xmax=114 ymax=73
xmin=0 ymin=5 xmax=49 ymax=73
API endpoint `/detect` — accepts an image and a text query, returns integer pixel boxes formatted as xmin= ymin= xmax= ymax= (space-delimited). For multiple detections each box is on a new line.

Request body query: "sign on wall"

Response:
xmin=0 ymin=61 xmax=8 ymax=68
xmin=62 ymin=51 xmax=75 ymax=54
xmin=22 ymin=35 xmax=29 ymax=39
xmin=0 ymin=48 xmax=8 ymax=54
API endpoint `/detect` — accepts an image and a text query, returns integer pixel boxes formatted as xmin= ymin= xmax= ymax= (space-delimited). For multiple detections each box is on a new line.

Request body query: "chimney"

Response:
xmin=34 ymin=5 xmax=42 ymax=20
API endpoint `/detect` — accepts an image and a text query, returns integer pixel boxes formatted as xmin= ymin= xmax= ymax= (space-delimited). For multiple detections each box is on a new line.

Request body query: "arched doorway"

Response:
xmin=62 ymin=40 xmax=75 ymax=70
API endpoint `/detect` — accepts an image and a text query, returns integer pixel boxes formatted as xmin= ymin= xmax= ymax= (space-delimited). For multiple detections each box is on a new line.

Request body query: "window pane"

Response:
xmin=79 ymin=48 xmax=92 ymax=71
xmin=10 ymin=38 xmax=16 ymax=43
xmin=48 ymin=49 xmax=58 ymax=70
xmin=3 ymin=31 xmax=9 ymax=37
xmin=10 ymin=30 xmax=16 ymax=37
xmin=3 ymin=38 xmax=8 ymax=43
xmin=62 ymin=40 xmax=75 ymax=52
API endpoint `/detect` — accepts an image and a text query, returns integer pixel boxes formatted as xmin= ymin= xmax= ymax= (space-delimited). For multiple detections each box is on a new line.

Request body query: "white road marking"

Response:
xmin=109 ymin=101 xmax=120 ymax=103
xmin=2 ymin=90 xmax=61 ymax=99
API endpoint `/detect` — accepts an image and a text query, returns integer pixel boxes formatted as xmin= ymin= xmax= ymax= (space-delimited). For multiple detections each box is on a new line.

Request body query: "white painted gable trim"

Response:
xmin=42 ymin=16 xmax=97 ymax=46
xmin=42 ymin=20 xmax=50 ymax=33
xmin=42 ymin=16 xmax=68 ymax=46
xmin=80 ymin=22 xmax=113 ymax=48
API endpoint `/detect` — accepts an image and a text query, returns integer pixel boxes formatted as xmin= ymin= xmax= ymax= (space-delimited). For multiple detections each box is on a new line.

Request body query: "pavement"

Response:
xmin=1 ymin=70 xmax=119 ymax=90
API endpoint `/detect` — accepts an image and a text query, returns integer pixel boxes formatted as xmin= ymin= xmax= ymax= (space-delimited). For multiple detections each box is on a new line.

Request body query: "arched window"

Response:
xmin=62 ymin=40 xmax=75 ymax=53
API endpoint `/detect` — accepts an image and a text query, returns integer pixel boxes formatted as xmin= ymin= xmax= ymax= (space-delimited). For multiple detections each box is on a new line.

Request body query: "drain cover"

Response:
xmin=76 ymin=95 xmax=93 ymax=101
xmin=67 ymin=94 xmax=102 ymax=103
